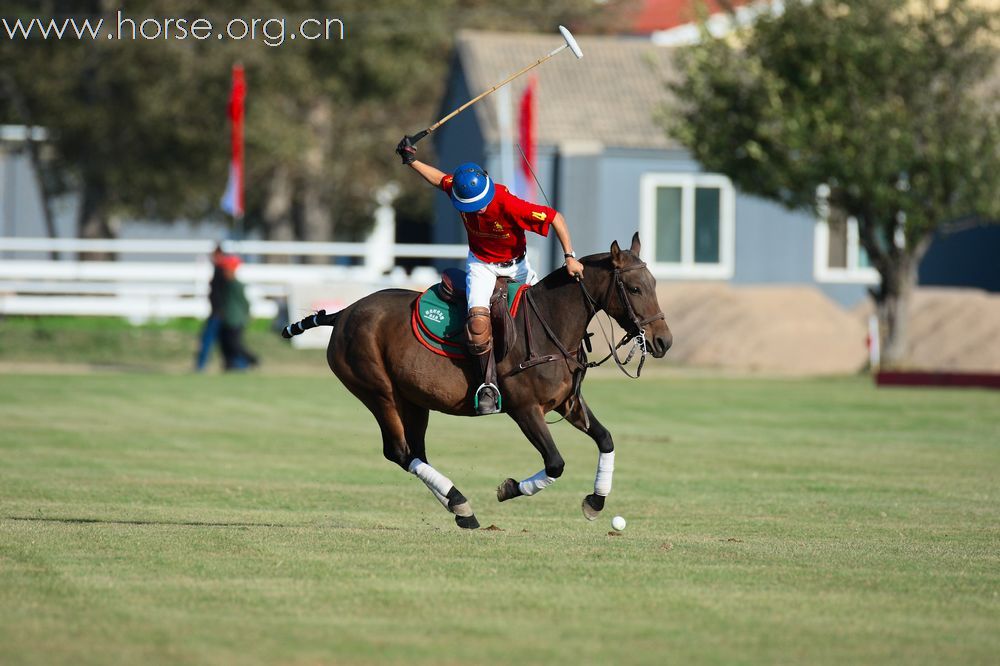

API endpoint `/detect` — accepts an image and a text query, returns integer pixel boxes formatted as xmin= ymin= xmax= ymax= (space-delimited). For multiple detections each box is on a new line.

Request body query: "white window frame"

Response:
xmin=639 ymin=173 xmax=735 ymax=280
xmin=813 ymin=210 xmax=880 ymax=285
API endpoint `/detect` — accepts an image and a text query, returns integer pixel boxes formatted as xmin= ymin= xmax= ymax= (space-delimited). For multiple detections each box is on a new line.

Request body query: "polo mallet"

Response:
xmin=405 ymin=25 xmax=583 ymax=145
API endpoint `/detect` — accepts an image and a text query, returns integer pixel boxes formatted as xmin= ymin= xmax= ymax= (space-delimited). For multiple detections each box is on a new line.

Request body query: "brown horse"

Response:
xmin=283 ymin=233 xmax=672 ymax=528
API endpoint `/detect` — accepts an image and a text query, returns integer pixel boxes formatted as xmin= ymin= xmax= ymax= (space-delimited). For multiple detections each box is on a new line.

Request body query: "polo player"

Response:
xmin=397 ymin=136 xmax=585 ymax=415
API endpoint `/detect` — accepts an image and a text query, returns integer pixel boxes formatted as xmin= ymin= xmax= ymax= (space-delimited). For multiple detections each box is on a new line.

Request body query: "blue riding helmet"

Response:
xmin=449 ymin=162 xmax=495 ymax=213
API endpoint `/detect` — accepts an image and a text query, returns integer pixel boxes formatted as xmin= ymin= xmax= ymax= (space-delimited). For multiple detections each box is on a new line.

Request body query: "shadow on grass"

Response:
xmin=4 ymin=516 xmax=291 ymax=528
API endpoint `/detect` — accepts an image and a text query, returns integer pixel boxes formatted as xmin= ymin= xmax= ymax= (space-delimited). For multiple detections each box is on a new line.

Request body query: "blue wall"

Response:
xmin=433 ymin=132 xmax=874 ymax=305
xmin=730 ymin=193 xmax=870 ymax=307
xmin=920 ymin=225 xmax=1000 ymax=292
xmin=575 ymin=147 xmax=870 ymax=306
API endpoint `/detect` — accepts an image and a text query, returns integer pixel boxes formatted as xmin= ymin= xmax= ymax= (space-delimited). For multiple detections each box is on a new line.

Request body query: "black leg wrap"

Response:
xmin=455 ymin=514 xmax=480 ymax=529
xmin=582 ymin=493 xmax=605 ymax=521
xmin=446 ymin=487 xmax=475 ymax=518
xmin=496 ymin=478 xmax=523 ymax=502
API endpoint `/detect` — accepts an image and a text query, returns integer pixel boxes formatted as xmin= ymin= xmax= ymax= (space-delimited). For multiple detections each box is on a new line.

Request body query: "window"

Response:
xmin=813 ymin=187 xmax=880 ymax=284
xmin=639 ymin=173 xmax=735 ymax=279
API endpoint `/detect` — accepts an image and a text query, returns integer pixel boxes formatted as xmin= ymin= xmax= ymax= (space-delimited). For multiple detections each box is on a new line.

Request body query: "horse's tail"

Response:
xmin=281 ymin=310 xmax=341 ymax=339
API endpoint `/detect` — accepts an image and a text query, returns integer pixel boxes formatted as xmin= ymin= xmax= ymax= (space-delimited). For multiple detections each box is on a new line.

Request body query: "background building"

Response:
xmin=433 ymin=29 xmax=999 ymax=307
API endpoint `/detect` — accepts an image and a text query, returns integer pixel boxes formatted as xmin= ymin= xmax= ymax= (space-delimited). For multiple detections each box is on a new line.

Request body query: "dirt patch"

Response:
xmin=483 ymin=524 xmax=503 ymax=531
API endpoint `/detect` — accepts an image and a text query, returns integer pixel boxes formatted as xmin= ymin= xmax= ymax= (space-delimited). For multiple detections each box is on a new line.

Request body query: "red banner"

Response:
xmin=221 ymin=63 xmax=246 ymax=219
xmin=518 ymin=76 xmax=536 ymax=201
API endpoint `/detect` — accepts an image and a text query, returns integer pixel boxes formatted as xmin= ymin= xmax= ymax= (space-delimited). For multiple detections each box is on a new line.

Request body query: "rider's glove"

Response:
xmin=396 ymin=136 xmax=417 ymax=165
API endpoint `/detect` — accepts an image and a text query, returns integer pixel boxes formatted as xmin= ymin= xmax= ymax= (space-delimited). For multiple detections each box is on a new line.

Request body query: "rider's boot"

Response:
xmin=465 ymin=306 xmax=501 ymax=415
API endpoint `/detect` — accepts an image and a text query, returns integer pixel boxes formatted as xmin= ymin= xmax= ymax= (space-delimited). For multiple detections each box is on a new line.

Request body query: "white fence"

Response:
xmin=0 ymin=237 xmax=468 ymax=324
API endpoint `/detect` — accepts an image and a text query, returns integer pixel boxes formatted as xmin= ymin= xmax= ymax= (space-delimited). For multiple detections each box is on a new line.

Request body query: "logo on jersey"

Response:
xmin=531 ymin=211 xmax=547 ymax=221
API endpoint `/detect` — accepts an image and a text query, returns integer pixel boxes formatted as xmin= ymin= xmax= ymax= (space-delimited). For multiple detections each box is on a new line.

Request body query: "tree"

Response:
xmin=1 ymin=0 xmax=230 ymax=249
xmin=667 ymin=0 xmax=1000 ymax=365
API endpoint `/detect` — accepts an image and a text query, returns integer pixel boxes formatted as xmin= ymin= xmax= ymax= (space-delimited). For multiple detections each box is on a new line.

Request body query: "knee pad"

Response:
xmin=465 ymin=307 xmax=493 ymax=355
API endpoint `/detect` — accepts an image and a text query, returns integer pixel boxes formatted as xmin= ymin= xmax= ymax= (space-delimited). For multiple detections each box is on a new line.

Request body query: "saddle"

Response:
xmin=411 ymin=268 xmax=528 ymax=360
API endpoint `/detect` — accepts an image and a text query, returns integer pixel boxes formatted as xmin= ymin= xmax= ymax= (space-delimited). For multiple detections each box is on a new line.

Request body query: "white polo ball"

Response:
xmin=611 ymin=515 xmax=626 ymax=531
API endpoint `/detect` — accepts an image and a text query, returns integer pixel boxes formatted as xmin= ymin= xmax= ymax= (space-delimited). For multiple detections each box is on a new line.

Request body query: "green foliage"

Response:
xmin=669 ymin=0 xmax=1000 ymax=255
xmin=0 ymin=315 xmax=322 ymax=370
xmin=1 ymin=1 xmax=230 ymax=221
xmin=668 ymin=0 xmax=1000 ymax=363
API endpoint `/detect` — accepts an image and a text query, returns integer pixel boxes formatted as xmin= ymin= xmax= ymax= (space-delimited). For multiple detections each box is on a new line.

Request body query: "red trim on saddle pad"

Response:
xmin=411 ymin=305 xmax=465 ymax=359
xmin=510 ymin=284 xmax=529 ymax=317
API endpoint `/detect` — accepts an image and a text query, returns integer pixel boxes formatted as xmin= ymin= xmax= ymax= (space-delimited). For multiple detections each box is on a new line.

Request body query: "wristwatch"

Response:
xmin=564 ymin=251 xmax=577 ymax=259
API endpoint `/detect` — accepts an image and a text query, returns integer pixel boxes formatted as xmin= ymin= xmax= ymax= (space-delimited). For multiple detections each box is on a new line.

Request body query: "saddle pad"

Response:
xmin=412 ymin=281 xmax=528 ymax=358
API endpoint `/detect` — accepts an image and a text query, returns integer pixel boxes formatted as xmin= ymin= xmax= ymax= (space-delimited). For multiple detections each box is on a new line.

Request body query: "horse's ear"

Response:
xmin=630 ymin=232 xmax=641 ymax=256
xmin=610 ymin=240 xmax=624 ymax=267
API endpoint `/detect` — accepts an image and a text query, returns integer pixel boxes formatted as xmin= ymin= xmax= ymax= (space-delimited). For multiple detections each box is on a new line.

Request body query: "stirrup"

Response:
xmin=473 ymin=382 xmax=502 ymax=415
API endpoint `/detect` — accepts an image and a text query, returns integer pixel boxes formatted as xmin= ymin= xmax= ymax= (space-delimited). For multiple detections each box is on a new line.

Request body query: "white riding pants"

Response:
xmin=466 ymin=251 xmax=539 ymax=311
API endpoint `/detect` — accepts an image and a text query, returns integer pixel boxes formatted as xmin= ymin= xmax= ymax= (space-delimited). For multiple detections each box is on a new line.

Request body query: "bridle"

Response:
xmin=577 ymin=260 xmax=665 ymax=379
xmin=517 ymin=257 xmax=665 ymax=425
xmin=594 ymin=262 xmax=666 ymax=336
xmin=520 ymin=258 xmax=665 ymax=378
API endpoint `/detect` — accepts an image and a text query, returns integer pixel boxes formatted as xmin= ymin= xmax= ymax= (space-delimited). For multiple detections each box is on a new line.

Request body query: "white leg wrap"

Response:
xmin=408 ymin=459 xmax=453 ymax=508
xmin=594 ymin=451 xmax=615 ymax=496
xmin=518 ymin=469 xmax=556 ymax=496
xmin=428 ymin=487 xmax=450 ymax=510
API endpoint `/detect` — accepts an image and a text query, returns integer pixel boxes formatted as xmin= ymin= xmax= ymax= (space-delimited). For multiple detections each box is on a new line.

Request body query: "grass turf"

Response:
xmin=0 ymin=370 xmax=997 ymax=665
xmin=0 ymin=316 xmax=320 ymax=372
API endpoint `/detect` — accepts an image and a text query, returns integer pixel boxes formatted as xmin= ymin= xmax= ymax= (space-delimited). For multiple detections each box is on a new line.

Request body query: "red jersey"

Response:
xmin=440 ymin=175 xmax=555 ymax=263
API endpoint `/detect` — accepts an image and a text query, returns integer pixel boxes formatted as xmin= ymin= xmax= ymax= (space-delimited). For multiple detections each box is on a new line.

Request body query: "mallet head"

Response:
xmin=559 ymin=25 xmax=583 ymax=59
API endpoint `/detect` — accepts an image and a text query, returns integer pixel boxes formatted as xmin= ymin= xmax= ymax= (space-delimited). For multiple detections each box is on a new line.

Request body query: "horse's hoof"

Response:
xmin=582 ymin=494 xmax=605 ymax=521
xmin=455 ymin=514 xmax=480 ymax=530
xmin=496 ymin=478 xmax=522 ymax=502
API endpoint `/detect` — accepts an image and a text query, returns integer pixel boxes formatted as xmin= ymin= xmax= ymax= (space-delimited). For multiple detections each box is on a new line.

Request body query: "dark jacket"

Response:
xmin=208 ymin=266 xmax=226 ymax=316
xmin=222 ymin=278 xmax=250 ymax=328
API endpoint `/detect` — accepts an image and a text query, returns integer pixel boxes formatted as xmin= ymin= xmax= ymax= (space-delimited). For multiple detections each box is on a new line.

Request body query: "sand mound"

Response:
xmin=585 ymin=283 xmax=998 ymax=375
xmin=659 ymin=284 xmax=867 ymax=374
xmin=855 ymin=288 xmax=1000 ymax=372
xmin=649 ymin=283 xmax=868 ymax=375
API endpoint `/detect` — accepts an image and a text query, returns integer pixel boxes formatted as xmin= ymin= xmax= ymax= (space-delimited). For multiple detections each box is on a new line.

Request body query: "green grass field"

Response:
xmin=1 ymin=360 xmax=998 ymax=664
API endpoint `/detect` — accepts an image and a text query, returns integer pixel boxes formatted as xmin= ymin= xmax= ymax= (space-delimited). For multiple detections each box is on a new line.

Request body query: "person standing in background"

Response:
xmin=218 ymin=255 xmax=258 ymax=371
xmin=194 ymin=244 xmax=227 ymax=372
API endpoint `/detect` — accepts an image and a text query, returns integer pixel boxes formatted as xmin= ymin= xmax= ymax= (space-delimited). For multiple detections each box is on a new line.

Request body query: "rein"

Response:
xmin=515 ymin=259 xmax=665 ymax=424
